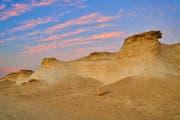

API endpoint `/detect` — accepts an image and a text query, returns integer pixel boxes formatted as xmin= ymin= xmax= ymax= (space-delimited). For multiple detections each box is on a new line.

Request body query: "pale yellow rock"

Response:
xmin=2 ymin=70 xmax=33 ymax=85
xmin=10 ymin=30 xmax=180 ymax=85
xmin=96 ymin=88 xmax=109 ymax=96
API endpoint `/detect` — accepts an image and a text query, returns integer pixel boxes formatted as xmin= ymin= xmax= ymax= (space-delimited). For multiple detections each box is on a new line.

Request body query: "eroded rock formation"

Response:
xmin=1 ymin=70 xmax=33 ymax=85
xmin=1 ymin=30 xmax=180 ymax=85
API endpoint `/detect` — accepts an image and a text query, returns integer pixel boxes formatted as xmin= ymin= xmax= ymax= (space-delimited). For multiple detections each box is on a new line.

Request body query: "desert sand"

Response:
xmin=0 ymin=30 xmax=180 ymax=120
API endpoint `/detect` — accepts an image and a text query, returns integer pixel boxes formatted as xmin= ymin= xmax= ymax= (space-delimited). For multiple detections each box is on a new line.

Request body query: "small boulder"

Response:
xmin=96 ymin=88 xmax=109 ymax=96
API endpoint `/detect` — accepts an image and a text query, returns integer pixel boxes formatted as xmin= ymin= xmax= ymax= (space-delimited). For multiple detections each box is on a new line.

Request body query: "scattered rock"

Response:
xmin=96 ymin=88 xmax=109 ymax=96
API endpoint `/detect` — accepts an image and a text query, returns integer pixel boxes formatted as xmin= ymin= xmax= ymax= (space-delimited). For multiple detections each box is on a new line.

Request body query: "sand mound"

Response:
xmin=93 ymin=75 xmax=180 ymax=120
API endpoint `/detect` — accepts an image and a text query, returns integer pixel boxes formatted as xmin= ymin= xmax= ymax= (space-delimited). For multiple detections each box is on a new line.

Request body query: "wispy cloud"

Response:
xmin=58 ymin=10 xmax=73 ymax=17
xmin=33 ymin=23 xmax=114 ymax=42
xmin=95 ymin=16 xmax=116 ymax=23
xmin=59 ymin=31 xmax=124 ymax=48
xmin=0 ymin=37 xmax=16 ymax=44
xmin=61 ymin=44 xmax=119 ymax=60
xmin=32 ymin=0 xmax=54 ymax=7
xmin=74 ymin=45 xmax=118 ymax=55
xmin=0 ymin=32 xmax=6 ymax=37
xmin=0 ymin=0 xmax=88 ymax=21
xmin=94 ymin=24 xmax=111 ymax=29
xmin=0 ymin=4 xmax=6 ymax=10
xmin=41 ymin=28 xmax=86 ymax=41
xmin=23 ymin=43 xmax=57 ymax=54
xmin=60 ymin=40 xmax=100 ymax=48
xmin=0 ymin=67 xmax=21 ymax=77
xmin=24 ymin=30 xmax=41 ymax=37
xmin=4 ymin=37 xmax=16 ymax=41
xmin=22 ymin=31 xmax=124 ymax=54
xmin=6 ymin=23 xmax=115 ymax=45
xmin=8 ymin=17 xmax=53 ymax=33
xmin=0 ymin=3 xmax=31 ymax=20
xmin=45 ymin=13 xmax=118 ymax=33
xmin=62 ymin=0 xmax=87 ymax=7
xmin=89 ymin=31 xmax=124 ymax=40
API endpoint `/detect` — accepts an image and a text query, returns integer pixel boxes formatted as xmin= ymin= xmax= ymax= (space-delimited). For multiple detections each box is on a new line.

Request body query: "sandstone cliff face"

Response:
xmin=1 ymin=30 xmax=179 ymax=85
xmin=116 ymin=31 xmax=162 ymax=64
xmin=41 ymin=58 xmax=60 ymax=69
xmin=66 ymin=31 xmax=180 ymax=83
xmin=115 ymin=31 xmax=179 ymax=77
xmin=79 ymin=52 xmax=117 ymax=61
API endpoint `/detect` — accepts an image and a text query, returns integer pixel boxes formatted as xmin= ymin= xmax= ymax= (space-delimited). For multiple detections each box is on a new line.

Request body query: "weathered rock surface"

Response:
xmin=1 ymin=30 xmax=180 ymax=85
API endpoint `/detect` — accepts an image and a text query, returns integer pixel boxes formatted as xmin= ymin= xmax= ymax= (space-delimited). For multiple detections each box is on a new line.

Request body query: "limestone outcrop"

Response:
xmin=1 ymin=30 xmax=179 ymax=85
xmin=1 ymin=70 xmax=33 ymax=85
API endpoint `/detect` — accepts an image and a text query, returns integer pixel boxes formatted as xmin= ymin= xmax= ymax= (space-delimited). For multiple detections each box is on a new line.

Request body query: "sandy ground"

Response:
xmin=0 ymin=75 xmax=180 ymax=120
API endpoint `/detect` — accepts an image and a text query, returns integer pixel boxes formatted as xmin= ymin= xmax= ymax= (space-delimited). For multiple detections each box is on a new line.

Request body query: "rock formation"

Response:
xmin=1 ymin=30 xmax=180 ymax=85
xmin=1 ymin=70 xmax=33 ymax=85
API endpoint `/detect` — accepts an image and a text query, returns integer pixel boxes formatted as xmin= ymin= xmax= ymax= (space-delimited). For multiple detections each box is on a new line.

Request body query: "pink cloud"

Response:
xmin=94 ymin=24 xmax=111 ymax=29
xmin=25 ymin=30 xmax=41 ymax=37
xmin=0 ymin=0 xmax=87 ymax=21
xmin=0 ymin=0 xmax=56 ymax=20
xmin=45 ymin=13 xmax=117 ymax=33
xmin=63 ymin=0 xmax=70 ymax=3
xmin=60 ymin=40 xmax=100 ymax=48
xmin=78 ymin=4 xmax=88 ymax=9
xmin=32 ymin=0 xmax=54 ymax=6
xmin=0 ymin=4 xmax=6 ymax=10
xmin=23 ymin=43 xmax=57 ymax=54
xmin=75 ymin=45 xmax=118 ymax=54
xmin=95 ymin=16 xmax=115 ymax=23
xmin=9 ymin=17 xmax=52 ymax=33
xmin=0 ymin=67 xmax=21 ymax=77
xmin=0 ymin=3 xmax=30 ymax=20
xmin=21 ymin=37 xmax=93 ymax=54
xmin=60 ymin=29 xmax=86 ymax=38
xmin=59 ymin=37 xmax=85 ymax=45
xmin=58 ymin=31 xmax=124 ymax=48
xmin=5 ymin=37 xmax=16 ymax=41
xmin=1 ymin=37 xmax=16 ymax=43
xmin=0 ymin=40 xmax=5 ymax=44
xmin=63 ymin=0 xmax=87 ymax=7
xmin=39 ymin=24 xmax=115 ymax=42
xmin=59 ymin=31 xmax=124 ymax=47
xmin=42 ymin=34 xmax=61 ymax=41
xmin=0 ymin=32 xmax=6 ymax=37
xmin=42 ymin=28 xmax=86 ymax=41
xmin=61 ymin=44 xmax=119 ymax=60
xmin=89 ymin=31 xmax=124 ymax=40
xmin=22 ymin=31 xmax=124 ymax=54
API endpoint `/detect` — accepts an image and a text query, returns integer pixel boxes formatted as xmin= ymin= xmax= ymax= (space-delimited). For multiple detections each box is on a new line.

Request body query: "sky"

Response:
xmin=0 ymin=0 xmax=180 ymax=77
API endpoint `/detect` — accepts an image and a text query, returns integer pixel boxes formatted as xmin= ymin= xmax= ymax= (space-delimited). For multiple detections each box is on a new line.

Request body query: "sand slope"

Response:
xmin=0 ymin=75 xmax=179 ymax=120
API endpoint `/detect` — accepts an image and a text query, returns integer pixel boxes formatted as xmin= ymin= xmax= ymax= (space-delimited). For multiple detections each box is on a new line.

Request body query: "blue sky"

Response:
xmin=0 ymin=0 xmax=180 ymax=76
